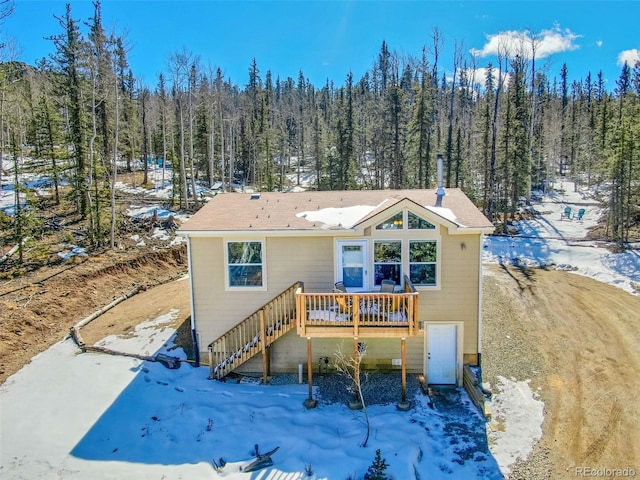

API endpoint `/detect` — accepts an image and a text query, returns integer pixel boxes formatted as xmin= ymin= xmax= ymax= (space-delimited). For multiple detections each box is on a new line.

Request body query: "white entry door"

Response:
xmin=336 ymin=240 xmax=368 ymax=292
xmin=426 ymin=324 xmax=458 ymax=384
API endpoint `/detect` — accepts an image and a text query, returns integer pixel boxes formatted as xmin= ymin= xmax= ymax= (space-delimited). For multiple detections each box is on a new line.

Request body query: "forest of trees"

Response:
xmin=1 ymin=1 xmax=639 ymax=250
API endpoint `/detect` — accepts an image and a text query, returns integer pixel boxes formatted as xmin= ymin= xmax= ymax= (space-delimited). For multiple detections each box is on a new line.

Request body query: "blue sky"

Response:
xmin=2 ymin=1 xmax=639 ymax=90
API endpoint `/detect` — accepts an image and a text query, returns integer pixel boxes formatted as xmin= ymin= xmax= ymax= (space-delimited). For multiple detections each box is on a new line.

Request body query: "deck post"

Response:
xmin=401 ymin=338 xmax=407 ymax=401
xmin=353 ymin=295 xmax=360 ymax=337
xmin=304 ymin=337 xmax=317 ymax=408
xmin=397 ymin=337 xmax=411 ymax=411
xmin=259 ymin=309 xmax=268 ymax=384
xmin=265 ymin=345 xmax=271 ymax=378
xmin=296 ymin=290 xmax=304 ymax=336
xmin=208 ymin=346 xmax=214 ymax=379
xmin=221 ymin=336 xmax=227 ymax=377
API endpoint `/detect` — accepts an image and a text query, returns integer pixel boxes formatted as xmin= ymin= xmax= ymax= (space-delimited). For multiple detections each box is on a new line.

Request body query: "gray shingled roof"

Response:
xmin=177 ymin=189 xmax=494 ymax=233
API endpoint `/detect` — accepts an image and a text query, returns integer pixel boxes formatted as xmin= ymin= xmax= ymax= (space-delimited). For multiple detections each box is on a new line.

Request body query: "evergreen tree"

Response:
xmin=32 ymin=67 xmax=63 ymax=205
xmin=407 ymin=46 xmax=434 ymax=188
xmin=480 ymin=63 xmax=495 ymax=213
xmin=50 ymin=3 xmax=88 ymax=216
xmin=364 ymin=449 xmax=389 ymax=480
xmin=3 ymin=25 xmax=639 ymax=245
xmin=608 ymin=63 xmax=637 ymax=245
xmin=508 ymin=55 xmax=530 ymax=212
xmin=559 ymin=63 xmax=570 ymax=177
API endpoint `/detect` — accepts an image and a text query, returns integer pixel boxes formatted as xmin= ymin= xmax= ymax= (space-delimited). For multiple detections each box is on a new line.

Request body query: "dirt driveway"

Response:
xmin=482 ymin=264 xmax=640 ymax=478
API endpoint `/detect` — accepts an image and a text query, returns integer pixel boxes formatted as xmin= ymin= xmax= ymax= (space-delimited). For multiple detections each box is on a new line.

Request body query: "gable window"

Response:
xmin=227 ymin=241 xmax=264 ymax=287
xmin=408 ymin=211 xmax=436 ymax=229
xmin=373 ymin=240 xmax=402 ymax=286
xmin=375 ymin=212 xmax=403 ymax=230
xmin=376 ymin=211 xmax=437 ymax=231
xmin=409 ymin=240 xmax=437 ymax=286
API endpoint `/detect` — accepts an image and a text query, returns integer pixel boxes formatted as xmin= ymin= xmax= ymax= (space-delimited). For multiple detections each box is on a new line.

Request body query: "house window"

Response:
xmin=375 ymin=212 xmax=404 ymax=230
xmin=227 ymin=241 xmax=264 ymax=287
xmin=373 ymin=240 xmax=402 ymax=286
xmin=376 ymin=211 xmax=438 ymax=230
xmin=408 ymin=211 xmax=436 ymax=229
xmin=409 ymin=240 xmax=437 ymax=286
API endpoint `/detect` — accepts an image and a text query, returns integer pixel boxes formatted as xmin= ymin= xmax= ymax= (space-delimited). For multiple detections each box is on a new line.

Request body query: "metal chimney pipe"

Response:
xmin=436 ymin=154 xmax=446 ymax=206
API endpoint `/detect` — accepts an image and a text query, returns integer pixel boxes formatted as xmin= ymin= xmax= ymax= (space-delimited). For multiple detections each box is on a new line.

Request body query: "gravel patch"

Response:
xmin=482 ymin=270 xmax=555 ymax=480
xmin=270 ymin=371 xmax=422 ymax=406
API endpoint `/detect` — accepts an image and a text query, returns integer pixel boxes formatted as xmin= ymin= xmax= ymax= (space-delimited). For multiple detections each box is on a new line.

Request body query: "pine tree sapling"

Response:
xmin=364 ymin=449 xmax=389 ymax=480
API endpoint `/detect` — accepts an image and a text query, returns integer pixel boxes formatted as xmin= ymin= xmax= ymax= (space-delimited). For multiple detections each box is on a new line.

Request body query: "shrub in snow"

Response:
xmin=364 ymin=449 xmax=389 ymax=480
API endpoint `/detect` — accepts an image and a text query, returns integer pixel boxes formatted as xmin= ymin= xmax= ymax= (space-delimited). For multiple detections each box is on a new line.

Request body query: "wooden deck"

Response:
xmin=295 ymin=278 xmax=419 ymax=338
xmin=206 ymin=278 xmax=420 ymax=382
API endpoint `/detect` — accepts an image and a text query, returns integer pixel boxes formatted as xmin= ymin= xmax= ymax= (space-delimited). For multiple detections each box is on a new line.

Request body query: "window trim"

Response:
xmin=224 ymin=239 xmax=267 ymax=291
xmin=408 ymin=238 xmax=440 ymax=289
xmin=372 ymin=239 xmax=403 ymax=287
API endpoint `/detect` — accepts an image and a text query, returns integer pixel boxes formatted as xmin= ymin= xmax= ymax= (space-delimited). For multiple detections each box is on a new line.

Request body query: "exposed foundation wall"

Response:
xmin=235 ymin=331 xmax=425 ymax=374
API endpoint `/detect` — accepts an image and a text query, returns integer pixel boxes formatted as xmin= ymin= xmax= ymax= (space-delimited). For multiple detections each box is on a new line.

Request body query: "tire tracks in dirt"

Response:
xmin=482 ymin=264 xmax=640 ymax=477
xmin=582 ymin=401 xmax=623 ymax=463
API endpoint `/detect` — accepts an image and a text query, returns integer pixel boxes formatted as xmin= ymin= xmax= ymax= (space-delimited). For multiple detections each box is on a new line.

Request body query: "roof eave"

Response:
xmin=176 ymin=228 xmax=358 ymax=237
xmin=446 ymin=225 xmax=496 ymax=235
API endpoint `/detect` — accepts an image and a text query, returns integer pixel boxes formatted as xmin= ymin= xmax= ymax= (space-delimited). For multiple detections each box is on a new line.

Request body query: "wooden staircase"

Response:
xmin=207 ymin=282 xmax=302 ymax=380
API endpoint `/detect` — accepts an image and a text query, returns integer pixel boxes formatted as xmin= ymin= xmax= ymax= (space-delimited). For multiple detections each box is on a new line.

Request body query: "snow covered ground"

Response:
xmin=1 ymin=175 xmax=638 ymax=479
xmin=1 ymin=314 xmax=529 ymax=480
xmin=483 ymin=180 xmax=639 ymax=295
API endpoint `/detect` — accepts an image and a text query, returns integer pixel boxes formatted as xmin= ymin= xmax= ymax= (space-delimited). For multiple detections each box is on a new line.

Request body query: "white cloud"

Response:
xmin=470 ymin=26 xmax=580 ymax=60
xmin=464 ymin=66 xmax=510 ymax=88
xmin=596 ymin=40 xmax=603 ymax=48
xmin=468 ymin=67 xmax=490 ymax=87
xmin=617 ymin=49 xmax=640 ymax=67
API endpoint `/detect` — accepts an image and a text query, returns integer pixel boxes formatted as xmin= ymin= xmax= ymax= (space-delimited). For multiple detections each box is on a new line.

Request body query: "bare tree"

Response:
xmin=168 ymin=48 xmax=197 ymax=209
xmin=334 ymin=342 xmax=370 ymax=447
xmin=0 ymin=0 xmax=13 ymax=21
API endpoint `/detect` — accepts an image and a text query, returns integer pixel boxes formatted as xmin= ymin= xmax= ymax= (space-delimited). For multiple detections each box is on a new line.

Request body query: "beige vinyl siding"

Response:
xmin=190 ymin=235 xmax=334 ymax=350
xmin=189 ymin=225 xmax=483 ymax=371
xmin=417 ymin=231 xmax=481 ymax=354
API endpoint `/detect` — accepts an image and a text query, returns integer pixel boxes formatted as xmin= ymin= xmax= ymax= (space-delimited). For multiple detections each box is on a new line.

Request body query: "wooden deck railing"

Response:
xmin=207 ymin=281 xmax=301 ymax=380
xmin=296 ymin=277 xmax=419 ymax=338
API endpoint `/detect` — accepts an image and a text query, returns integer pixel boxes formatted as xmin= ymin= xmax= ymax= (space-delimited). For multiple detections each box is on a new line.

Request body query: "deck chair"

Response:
xmin=561 ymin=206 xmax=572 ymax=220
xmin=332 ymin=283 xmax=352 ymax=318
xmin=577 ymin=208 xmax=586 ymax=220
xmin=379 ymin=280 xmax=404 ymax=317
xmin=380 ymin=279 xmax=396 ymax=293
